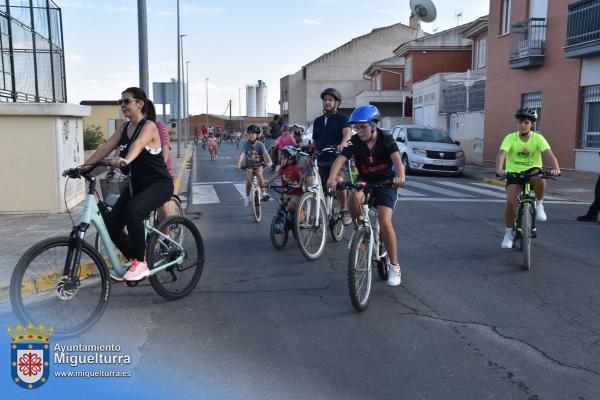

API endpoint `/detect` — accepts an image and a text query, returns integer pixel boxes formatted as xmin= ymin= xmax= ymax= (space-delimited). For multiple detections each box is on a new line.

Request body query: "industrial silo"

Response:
xmin=256 ymin=80 xmax=268 ymax=117
xmin=246 ymin=85 xmax=257 ymax=117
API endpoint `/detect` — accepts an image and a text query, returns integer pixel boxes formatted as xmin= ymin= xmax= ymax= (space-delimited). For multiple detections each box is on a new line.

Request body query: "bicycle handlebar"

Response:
xmin=336 ymin=180 xmax=394 ymax=191
xmin=66 ymin=161 xmax=113 ymax=179
xmin=497 ymin=168 xmax=560 ymax=181
xmin=269 ymin=185 xmax=299 ymax=194
xmin=240 ymin=163 xmax=265 ymax=171
xmin=297 ymin=146 xmax=338 ymax=158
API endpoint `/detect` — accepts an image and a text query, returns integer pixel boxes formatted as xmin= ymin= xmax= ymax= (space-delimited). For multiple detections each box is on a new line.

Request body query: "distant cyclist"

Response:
xmin=327 ymin=105 xmax=405 ymax=286
xmin=496 ymin=107 xmax=561 ymax=249
xmin=236 ymin=125 xmax=273 ymax=206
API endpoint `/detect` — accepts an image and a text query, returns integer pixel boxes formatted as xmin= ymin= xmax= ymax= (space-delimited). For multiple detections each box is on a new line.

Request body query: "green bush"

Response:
xmin=83 ymin=125 xmax=105 ymax=150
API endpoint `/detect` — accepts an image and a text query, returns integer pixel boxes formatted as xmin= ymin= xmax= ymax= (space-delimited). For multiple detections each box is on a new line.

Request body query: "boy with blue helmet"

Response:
xmin=326 ymin=104 xmax=406 ymax=286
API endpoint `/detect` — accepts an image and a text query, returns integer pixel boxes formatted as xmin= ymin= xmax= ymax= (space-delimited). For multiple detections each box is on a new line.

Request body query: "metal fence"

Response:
xmin=581 ymin=85 xmax=600 ymax=148
xmin=440 ymin=73 xmax=486 ymax=114
xmin=567 ymin=0 xmax=600 ymax=46
xmin=0 ymin=0 xmax=66 ymax=103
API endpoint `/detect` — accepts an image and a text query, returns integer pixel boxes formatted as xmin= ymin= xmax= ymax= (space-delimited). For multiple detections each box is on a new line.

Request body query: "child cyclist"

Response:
xmin=274 ymin=124 xmax=297 ymax=168
xmin=207 ymin=134 xmax=218 ymax=159
xmin=236 ymin=124 xmax=273 ymax=206
xmin=496 ymin=107 xmax=560 ymax=248
xmin=267 ymin=146 xmax=304 ymax=212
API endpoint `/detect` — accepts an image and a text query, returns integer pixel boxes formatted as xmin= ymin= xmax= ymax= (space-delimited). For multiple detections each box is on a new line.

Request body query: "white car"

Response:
xmin=390 ymin=125 xmax=466 ymax=176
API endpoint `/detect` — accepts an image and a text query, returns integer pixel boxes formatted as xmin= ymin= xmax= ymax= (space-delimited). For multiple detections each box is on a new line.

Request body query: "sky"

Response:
xmin=60 ymin=0 xmax=489 ymax=117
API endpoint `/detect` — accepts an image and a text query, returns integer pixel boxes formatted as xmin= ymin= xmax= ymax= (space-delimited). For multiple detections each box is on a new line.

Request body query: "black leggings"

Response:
xmin=588 ymin=174 xmax=600 ymax=216
xmin=109 ymin=181 xmax=174 ymax=260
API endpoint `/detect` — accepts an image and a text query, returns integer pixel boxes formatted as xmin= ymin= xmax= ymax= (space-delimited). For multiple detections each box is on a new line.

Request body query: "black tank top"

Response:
xmin=118 ymin=119 xmax=172 ymax=190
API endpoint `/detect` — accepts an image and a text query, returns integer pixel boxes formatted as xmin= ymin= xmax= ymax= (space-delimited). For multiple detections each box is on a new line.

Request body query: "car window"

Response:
xmin=407 ymin=128 xmax=453 ymax=143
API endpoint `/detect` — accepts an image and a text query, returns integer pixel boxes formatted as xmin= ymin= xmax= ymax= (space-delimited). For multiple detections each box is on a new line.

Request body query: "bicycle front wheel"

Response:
xmin=147 ymin=216 xmax=204 ymax=300
xmin=10 ymin=237 xmax=110 ymax=337
xmin=348 ymin=228 xmax=372 ymax=312
xmin=376 ymin=239 xmax=389 ymax=281
xmin=522 ymin=203 xmax=532 ymax=270
xmin=270 ymin=212 xmax=288 ymax=250
xmin=251 ymin=186 xmax=262 ymax=223
xmin=329 ymin=197 xmax=344 ymax=242
xmin=294 ymin=192 xmax=327 ymax=261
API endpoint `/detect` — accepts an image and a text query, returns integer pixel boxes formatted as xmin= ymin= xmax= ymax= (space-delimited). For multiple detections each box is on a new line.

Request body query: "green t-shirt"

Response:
xmin=500 ymin=131 xmax=550 ymax=172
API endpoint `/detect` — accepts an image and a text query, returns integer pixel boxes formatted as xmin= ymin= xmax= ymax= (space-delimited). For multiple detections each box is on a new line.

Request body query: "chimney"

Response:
xmin=409 ymin=14 xmax=418 ymax=29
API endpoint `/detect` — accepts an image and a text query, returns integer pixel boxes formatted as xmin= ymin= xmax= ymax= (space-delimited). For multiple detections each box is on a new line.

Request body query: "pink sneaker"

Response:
xmin=123 ymin=259 xmax=149 ymax=281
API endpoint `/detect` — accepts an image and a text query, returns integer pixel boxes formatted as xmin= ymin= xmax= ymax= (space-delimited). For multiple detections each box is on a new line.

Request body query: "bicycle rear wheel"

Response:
xmin=147 ymin=216 xmax=204 ymax=300
xmin=294 ymin=192 xmax=327 ymax=261
xmin=10 ymin=237 xmax=110 ymax=337
xmin=270 ymin=212 xmax=288 ymax=250
xmin=251 ymin=186 xmax=262 ymax=223
xmin=522 ymin=203 xmax=532 ymax=270
xmin=348 ymin=228 xmax=372 ymax=312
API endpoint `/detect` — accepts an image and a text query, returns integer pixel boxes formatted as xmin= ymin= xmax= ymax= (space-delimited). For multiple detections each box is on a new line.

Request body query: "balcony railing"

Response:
xmin=565 ymin=0 xmax=600 ymax=58
xmin=509 ymin=18 xmax=547 ymax=69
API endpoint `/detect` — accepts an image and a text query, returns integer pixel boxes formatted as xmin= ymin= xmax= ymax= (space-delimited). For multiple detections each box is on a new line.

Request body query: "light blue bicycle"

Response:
xmin=10 ymin=162 xmax=204 ymax=337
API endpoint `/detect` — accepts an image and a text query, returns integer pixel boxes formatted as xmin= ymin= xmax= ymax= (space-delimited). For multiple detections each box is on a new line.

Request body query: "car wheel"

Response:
xmin=402 ymin=154 xmax=411 ymax=174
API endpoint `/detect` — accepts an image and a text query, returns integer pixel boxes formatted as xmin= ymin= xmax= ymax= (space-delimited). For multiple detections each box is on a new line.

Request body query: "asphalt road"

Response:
xmin=1 ymin=141 xmax=598 ymax=399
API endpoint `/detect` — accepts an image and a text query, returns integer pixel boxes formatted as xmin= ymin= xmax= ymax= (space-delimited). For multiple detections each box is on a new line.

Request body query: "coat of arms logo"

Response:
xmin=8 ymin=323 xmax=53 ymax=390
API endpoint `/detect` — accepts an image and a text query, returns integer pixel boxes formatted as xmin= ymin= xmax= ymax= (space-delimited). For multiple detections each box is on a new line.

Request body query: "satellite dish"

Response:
xmin=410 ymin=0 xmax=437 ymax=23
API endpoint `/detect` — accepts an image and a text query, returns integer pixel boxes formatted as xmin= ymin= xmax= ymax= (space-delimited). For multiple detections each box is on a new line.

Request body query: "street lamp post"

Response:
xmin=137 ymin=0 xmax=149 ymax=93
xmin=186 ymin=60 xmax=191 ymax=146
xmin=205 ymin=78 xmax=209 ymax=134
xmin=180 ymin=34 xmax=187 ymax=145
xmin=176 ymin=0 xmax=181 ymax=158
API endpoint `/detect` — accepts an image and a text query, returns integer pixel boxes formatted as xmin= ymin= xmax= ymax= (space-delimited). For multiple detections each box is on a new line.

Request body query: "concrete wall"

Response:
xmin=82 ymin=105 xmax=122 ymax=140
xmin=484 ymin=0 xmax=582 ymax=168
xmin=287 ymin=69 xmax=306 ymax=125
xmin=0 ymin=104 xmax=90 ymax=213
xmin=575 ymin=55 xmax=600 ymax=172
xmin=302 ymin=23 xmax=415 ymax=125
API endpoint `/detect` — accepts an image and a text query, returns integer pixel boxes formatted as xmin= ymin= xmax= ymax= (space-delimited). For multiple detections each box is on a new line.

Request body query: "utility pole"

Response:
xmin=176 ymin=0 xmax=181 ymax=158
xmin=137 ymin=0 xmax=149 ymax=93
xmin=238 ymin=88 xmax=242 ymax=131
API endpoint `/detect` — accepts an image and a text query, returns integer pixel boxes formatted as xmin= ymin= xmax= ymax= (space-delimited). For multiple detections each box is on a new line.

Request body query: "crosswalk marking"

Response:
xmin=192 ymin=184 xmax=220 ymax=204
xmin=435 ymin=181 xmax=506 ymax=198
xmin=234 ymin=183 xmax=246 ymax=198
xmin=407 ymin=181 xmax=474 ymax=198
xmin=470 ymin=182 xmax=565 ymax=200
xmin=397 ymin=187 xmax=426 ymax=197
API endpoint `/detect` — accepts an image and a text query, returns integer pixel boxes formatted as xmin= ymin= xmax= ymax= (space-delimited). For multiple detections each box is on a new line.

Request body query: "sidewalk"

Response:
xmin=463 ymin=163 xmax=597 ymax=204
xmin=0 ymin=143 xmax=194 ymax=301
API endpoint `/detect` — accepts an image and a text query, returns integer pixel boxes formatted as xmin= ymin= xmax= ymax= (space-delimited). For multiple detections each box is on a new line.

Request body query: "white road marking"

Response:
xmin=396 ymin=197 xmax=587 ymax=204
xmin=397 ymin=188 xmax=426 ymax=197
xmin=435 ymin=181 xmax=506 ymax=198
xmin=192 ymin=184 xmax=220 ymax=204
xmin=234 ymin=183 xmax=247 ymax=198
xmin=408 ymin=180 xmax=474 ymax=198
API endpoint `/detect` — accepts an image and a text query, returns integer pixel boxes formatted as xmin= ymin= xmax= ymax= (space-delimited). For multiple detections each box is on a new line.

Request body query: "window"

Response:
xmin=501 ymin=0 xmax=511 ymax=35
xmin=522 ymin=92 xmax=542 ymax=132
xmin=477 ymin=38 xmax=486 ymax=69
xmin=581 ymin=86 xmax=600 ymax=148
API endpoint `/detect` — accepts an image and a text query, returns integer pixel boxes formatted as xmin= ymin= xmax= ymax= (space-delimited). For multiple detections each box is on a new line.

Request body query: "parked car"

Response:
xmin=390 ymin=125 xmax=465 ymax=176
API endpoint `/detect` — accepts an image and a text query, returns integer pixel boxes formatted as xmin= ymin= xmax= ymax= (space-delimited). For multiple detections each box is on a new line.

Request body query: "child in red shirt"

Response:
xmin=267 ymin=146 xmax=304 ymax=211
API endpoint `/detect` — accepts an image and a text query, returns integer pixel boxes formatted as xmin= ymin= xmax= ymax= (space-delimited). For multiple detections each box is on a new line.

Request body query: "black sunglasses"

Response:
xmin=117 ymin=98 xmax=139 ymax=106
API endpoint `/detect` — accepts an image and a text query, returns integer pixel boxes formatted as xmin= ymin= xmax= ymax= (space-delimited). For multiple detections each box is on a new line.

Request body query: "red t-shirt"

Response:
xmin=278 ymin=165 xmax=303 ymax=196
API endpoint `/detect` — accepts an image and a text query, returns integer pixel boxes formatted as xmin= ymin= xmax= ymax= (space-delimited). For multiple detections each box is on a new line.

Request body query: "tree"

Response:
xmin=83 ymin=125 xmax=105 ymax=150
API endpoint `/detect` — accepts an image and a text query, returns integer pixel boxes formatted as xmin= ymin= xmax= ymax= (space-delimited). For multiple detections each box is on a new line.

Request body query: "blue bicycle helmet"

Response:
xmin=349 ymin=105 xmax=381 ymax=125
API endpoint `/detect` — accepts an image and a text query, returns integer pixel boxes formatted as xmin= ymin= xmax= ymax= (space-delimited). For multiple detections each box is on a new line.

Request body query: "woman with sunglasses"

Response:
xmin=66 ymin=87 xmax=173 ymax=281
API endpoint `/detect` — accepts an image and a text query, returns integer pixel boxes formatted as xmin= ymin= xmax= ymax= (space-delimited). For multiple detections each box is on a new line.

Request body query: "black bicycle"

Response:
xmin=268 ymin=185 xmax=298 ymax=250
xmin=502 ymin=168 xmax=558 ymax=270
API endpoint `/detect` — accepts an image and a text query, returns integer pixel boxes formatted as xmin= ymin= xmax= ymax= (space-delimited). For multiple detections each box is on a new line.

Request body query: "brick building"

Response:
xmin=484 ymin=0 xmax=600 ymax=172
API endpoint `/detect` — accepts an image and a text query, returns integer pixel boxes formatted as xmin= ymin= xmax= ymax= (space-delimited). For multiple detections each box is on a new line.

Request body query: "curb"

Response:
xmin=483 ymin=177 xmax=506 ymax=187
xmin=174 ymin=144 xmax=193 ymax=195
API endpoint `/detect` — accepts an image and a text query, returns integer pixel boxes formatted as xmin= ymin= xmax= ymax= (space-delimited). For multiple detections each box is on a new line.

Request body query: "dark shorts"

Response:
xmin=318 ymin=164 xmax=348 ymax=187
xmin=506 ymin=176 xmax=526 ymax=186
xmin=371 ymin=186 xmax=398 ymax=209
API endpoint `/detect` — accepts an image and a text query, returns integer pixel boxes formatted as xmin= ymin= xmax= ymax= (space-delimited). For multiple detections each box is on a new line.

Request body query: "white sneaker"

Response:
xmin=387 ymin=264 xmax=401 ymax=287
xmin=348 ymin=228 xmax=357 ymax=250
xmin=261 ymin=192 xmax=270 ymax=201
xmin=244 ymin=196 xmax=251 ymax=207
xmin=536 ymin=203 xmax=547 ymax=222
xmin=501 ymin=230 xmax=514 ymax=249
xmin=340 ymin=208 xmax=352 ymax=226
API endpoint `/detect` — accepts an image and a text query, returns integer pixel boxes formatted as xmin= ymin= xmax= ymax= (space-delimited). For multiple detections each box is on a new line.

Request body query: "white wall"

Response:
xmin=302 ymin=23 xmax=415 ymax=125
xmin=575 ymin=150 xmax=600 ymax=173
xmin=581 ymin=56 xmax=600 ymax=86
xmin=287 ymin=70 xmax=307 ymax=125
